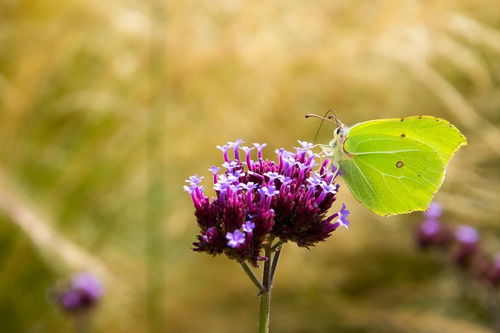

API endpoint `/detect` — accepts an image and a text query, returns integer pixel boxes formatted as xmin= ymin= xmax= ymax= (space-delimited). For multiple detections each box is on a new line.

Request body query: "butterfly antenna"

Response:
xmin=327 ymin=110 xmax=344 ymax=128
xmin=305 ymin=110 xmax=335 ymax=144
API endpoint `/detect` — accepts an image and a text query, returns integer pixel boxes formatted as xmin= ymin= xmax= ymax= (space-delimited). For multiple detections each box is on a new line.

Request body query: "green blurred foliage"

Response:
xmin=0 ymin=0 xmax=499 ymax=332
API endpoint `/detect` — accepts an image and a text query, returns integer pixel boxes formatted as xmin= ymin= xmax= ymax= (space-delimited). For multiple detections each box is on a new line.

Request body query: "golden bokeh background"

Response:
xmin=1 ymin=0 xmax=499 ymax=332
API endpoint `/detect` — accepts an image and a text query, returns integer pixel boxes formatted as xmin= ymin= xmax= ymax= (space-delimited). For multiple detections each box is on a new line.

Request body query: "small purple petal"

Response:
xmin=320 ymin=181 xmax=337 ymax=194
xmin=259 ymin=186 xmax=278 ymax=197
xmin=253 ymin=143 xmax=267 ymax=159
xmin=253 ymin=143 xmax=267 ymax=152
xmin=241 ymin=146 xmax=255 ymax=154
xmin=264 ymin=172 xmax=283 ymax=183
xmin=297 ymin=140 xmax=314 ymax=150
xmin=185 ymin=175 xmax=204 ymax=186
xmin=209 ymin=166 xmax=220 ymax=175
xmin=183 ymin=185 xmax=195 ymax=193
xmin=240 ymin=182 xmax=257 ymax=191
xmin=226 ymin=230 xmax=246 ymax=248
xmin=216 ymin=145 xmax=229 ymax=153
xmin=337 ymin=204 xmax=350 ymax=229
xmin=243 ymin=221 xmax=255 ymax=233
xmin=222 ymin=161 xmax=239 ymax=171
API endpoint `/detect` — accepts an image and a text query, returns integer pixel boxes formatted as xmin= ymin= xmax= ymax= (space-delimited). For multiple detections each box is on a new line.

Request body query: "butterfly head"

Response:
xmin=332 ymin=118 xmax=348 ymax=143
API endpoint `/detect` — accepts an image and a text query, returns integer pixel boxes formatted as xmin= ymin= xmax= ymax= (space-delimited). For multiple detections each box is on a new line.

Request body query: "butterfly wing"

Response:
xmin=338 ymin=116 xmax=467 ymax=216
xmin=346 ymin=116 xmax=467 ymax=162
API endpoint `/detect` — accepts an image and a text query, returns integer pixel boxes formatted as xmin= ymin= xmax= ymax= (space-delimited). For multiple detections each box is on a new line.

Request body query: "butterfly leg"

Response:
xmin=318 ymin=144 xmax=334 ymax=157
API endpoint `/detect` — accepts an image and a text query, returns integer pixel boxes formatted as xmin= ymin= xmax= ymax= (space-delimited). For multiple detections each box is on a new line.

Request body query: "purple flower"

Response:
xmin=336 ymin=204 xmax=350 ymax=229
xmin=453 ymin=225 xmax=480 ymax=267
xmin=243 ymin=221 xmax=256 ymax=233
xmin=216 ymin=144 xmax=231 ymax=162
xmin=187 ymin=140 xmax=348 ymax=265
xmin=455 ymin=225 xmax=479 ymax=245
xmin=185 ymin=175 xmax=204 ymax=187
xmin=259 ymin=186 xmax=278 ymax=197
xmin=209 ymin=166 xmax=220 ymax=183
xmin=416 ymin=203 xmax=452 ymax=249
xmin=485 ymin=253 xmax=500 ymax=287
xmin=53 ymin=272 xmax=104 ymax=312
xmin=425 ymin=202 xmax=442 ymax=219
xmin=227 ymin=230 xmax=246 ymax=248
xmin=297 ymin=140 xmax=314 ymax=150
xmin=253 ymin=143 xmax=267 ymax=159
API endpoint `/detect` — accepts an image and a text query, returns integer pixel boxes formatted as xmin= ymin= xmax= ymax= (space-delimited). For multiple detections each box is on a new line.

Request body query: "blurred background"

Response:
xmin=1 ymin=0 xmax=500 ymax=332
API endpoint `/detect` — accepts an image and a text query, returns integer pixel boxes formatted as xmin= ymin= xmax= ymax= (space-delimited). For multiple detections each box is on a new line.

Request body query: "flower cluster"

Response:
xmin=416 ymin=202 xmax=500 ymax=287
xmin=51 ymin=272 xmax=104 ymax=312
xmin=185 ymin=140 xmax=349 ymax=266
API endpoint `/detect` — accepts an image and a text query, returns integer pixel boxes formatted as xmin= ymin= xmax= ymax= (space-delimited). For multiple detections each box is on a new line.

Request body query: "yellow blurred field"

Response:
xmin=0 ymin=0 xmax=499 ymax=332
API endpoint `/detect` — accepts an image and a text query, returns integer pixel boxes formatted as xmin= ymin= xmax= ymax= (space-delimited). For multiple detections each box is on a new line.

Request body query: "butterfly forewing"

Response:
xmin=346 ymin=116 xmax=467 ymax=162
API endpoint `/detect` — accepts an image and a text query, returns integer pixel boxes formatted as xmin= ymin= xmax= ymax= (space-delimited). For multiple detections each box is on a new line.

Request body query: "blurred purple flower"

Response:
xmin=453 ymin=225 xmax=480 ymax=267
xmin=54 ymin=272 xmax=104 ymax=312
xmin=455 ymin=225 xmax=480 ymax=245
xmin=424 ymin=202 xmax=442 ymax=219
xmin=486 ymin=253 xmax=500 ymax=287
xmin=186 ymin=140 xmax=348 ymax=265
xmin=416 ymin=202 xmax=451 ymax=249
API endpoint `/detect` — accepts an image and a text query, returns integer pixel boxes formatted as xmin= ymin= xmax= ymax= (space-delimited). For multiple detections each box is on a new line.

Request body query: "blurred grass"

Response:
xmin=1 ymin=0 xmax=500 ymax=332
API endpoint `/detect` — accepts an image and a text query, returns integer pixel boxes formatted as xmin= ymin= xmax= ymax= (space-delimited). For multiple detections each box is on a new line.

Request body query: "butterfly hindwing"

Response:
xmin=340 ymin=134 xmax=443 ymax=215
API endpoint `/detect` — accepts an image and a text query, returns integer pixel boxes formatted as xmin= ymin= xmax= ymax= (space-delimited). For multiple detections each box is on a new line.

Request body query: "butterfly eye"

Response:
xmin=335 ymin=128 xmax=341 ymax=135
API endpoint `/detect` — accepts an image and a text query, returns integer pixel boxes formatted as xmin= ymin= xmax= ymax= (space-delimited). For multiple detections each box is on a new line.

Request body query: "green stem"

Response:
xmin=259 ymin=245 xmax=272 ymax=333
xmin=74 ymin=311 xmax=90 ymax=333
xmin=240 ymin=261 xmax=266 ymax=295
xmin=271 ymin=240 xmax=285 ymax=251
xmin=269 ymin=245 xmax=282 ymax=288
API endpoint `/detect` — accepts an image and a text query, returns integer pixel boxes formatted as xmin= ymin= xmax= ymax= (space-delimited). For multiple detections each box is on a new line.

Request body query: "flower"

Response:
xmin=336 ymin=204 xmax=350 ymax=229
xmin=227 ymin=230 xmax=246 ymax=248
xmin=485 ymin=253 xmax=500 ymax=287
xmin=453 ymin=225 xmax=480 ymax=267
xmin=52 ymin=272 xmax=104 ymax=312
xmin=454 ymin=225 xmax=479 ymax=245
xmin=424 ymin=202 xmax=442 ymax=219
xmin=416 ymin=201 xmax=451 ymax=249
xmin=186 ymin=140 xmax=348 ymax=265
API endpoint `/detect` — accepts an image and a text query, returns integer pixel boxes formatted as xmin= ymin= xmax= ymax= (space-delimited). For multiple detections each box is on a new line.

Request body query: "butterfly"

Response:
xmin=307 ymin=114 xmax=467 ymax=216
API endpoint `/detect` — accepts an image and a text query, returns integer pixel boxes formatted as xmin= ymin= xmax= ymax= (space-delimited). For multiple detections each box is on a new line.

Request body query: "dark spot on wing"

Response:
xmin=400 ymin=133 xmax=406 ymax=138
xmin=396 ymin=161 xmax=404 ymax=168
xmin=417 ymin=174 xmax=421 ymax=177
xmin=418 ymin=115 xmax=423 ymax=119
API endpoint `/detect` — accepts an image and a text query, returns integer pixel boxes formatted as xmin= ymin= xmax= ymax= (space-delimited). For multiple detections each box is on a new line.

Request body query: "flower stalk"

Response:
xmin=259 ymin=244 xmax=273 ymax=333
xmin=240 ymin=261 xmax=266 ymax=295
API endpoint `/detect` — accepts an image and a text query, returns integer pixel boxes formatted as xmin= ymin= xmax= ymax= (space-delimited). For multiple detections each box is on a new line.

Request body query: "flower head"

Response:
xmin=453 ymin=225 xmax=480 ymax=267
xmin=485 ymin=253 xmax=500 ymax=287
xmin=425 ymin=202 xmax=442 ymax=219
xmin=186 ymin=140 xmax=348 ymax=265
xmin=52 ymin=272 xmax=104 ymax=312
xmin=455 ymin=225 xmax=479 ymax=245
xmin=416 ymin=202 xmax=452 ymax=249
